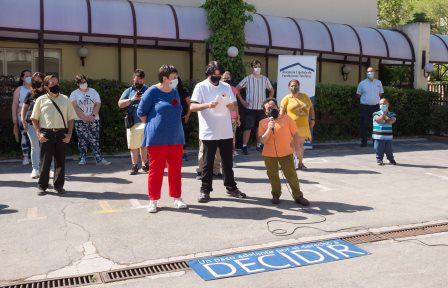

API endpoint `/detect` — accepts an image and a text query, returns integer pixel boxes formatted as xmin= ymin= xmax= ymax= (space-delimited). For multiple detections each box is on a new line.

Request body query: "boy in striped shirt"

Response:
xmin=372 ymin=98 xmax=397 ymax=166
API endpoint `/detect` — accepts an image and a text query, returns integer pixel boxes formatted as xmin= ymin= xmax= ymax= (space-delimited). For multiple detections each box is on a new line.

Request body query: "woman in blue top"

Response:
xmin=137 ymin=65 xmax=187 ymax=213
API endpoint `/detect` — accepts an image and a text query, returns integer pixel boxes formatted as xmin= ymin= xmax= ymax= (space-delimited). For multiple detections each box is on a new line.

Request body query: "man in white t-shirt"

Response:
xmin=190 ymin=61 xmax=247 ymax=203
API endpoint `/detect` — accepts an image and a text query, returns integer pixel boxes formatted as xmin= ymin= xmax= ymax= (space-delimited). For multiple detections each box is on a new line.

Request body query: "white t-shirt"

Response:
xmin=69 ymin=88 xmax=101 ymax=120
xmin=191 ymin=79 xmax=235 ymax=140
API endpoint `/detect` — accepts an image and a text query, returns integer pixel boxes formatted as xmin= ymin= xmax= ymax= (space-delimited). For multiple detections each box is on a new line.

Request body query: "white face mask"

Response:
xmin=24 ymin=77 xmax=32 ymax=84
xmin=253 ymin=67 xmax=261 ymax=75
xmin=169 ymin=78 xmax=178 ymax=89
xmin=79 ymin=83 xmax=88 ymax=90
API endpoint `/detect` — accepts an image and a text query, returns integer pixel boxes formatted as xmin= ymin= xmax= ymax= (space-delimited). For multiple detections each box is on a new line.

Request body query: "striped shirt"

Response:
xmin=372 ymin=111 xmax=396 ymax=140
xmin=238 ymin=74 xmax=273 ymax=110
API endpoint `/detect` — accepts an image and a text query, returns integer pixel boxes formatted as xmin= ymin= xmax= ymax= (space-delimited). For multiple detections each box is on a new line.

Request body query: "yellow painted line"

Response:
xmin=18 ymin=207 xmax=47 ymax=222
xmin=95 ymin=200 xmax=120 ymax=214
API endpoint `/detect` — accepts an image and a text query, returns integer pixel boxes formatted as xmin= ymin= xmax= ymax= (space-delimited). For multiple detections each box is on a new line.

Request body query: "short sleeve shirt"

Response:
xmin=191 ymin=79 xmax=235 ymax=140
xmin=258 ymin=115 xmax=297 ymax=157
xmin=31 ymin=93 xmax=76 ymax=129
xmin=238 ymin=74 xmax=273 ymax=110
xmin=119 ymin=85 xmax=149 ymax=124
xmin=356 ymin=79 xmax=384 ymax=105
xmin=69 ymin=88 xmax=101 ymax=120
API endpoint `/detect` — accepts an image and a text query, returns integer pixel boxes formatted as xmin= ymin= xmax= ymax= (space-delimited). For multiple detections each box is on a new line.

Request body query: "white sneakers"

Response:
xmin=147 ymin=198 xmax=188 ymax=213
xmin=78 ymin=158 xmax=86 ymax=165
xmin=22 ymin=156 xmax=30 ymax=165
xmin=174 ymin=198 xmax=188 ymax=209
xmin=30 ymin=169 xmax=39 ymax=179
xmin=147 ymin=201 xmax=157 ymax=213
xmin=96 ymin=159 xmax=111 ymax=166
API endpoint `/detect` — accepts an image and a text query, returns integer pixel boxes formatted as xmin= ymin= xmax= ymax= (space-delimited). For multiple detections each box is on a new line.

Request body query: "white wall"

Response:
xmin=136 ymin=0 xmax=377 ymax=27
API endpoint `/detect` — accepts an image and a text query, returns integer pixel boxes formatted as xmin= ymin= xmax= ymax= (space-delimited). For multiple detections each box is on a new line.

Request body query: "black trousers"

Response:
xmin=201 ymin=138 xmax=237 ymax=193
xmin=360 ymin=104 xmax=379 ymax=145
xmin=38 ymin=129 xmax=67 ymax=190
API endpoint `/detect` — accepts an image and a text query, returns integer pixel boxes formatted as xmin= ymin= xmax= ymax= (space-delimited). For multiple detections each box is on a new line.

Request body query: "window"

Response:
xmin=0 ymin=48 xmax=61 ymax=79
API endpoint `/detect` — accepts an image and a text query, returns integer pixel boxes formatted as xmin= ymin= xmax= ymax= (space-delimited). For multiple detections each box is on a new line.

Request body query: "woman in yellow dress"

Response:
xmin=280 ymin=79 xmax=315 ymax=169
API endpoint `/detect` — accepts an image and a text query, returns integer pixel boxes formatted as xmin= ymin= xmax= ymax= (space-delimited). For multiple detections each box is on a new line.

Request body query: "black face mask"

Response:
xmin=268 ymin=108 xmax=279 ymax=119
xmin=210 ymin=75 xmax=221 ymax=85
xmin=31 ymin=81 xmax=42 ymax=89
xmin=224 ymin=80 xmax=231 ymax=85
xmin=49 ymin=85 xmax=60 ymax=94
xmin=134 ymin=83 xmax=144 ymax=90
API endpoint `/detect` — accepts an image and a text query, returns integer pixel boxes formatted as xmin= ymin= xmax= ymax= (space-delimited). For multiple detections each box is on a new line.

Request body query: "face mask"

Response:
xmin=367 ymin=72 xmax=374 ymax=79
xmin=224 ymin=80 xmax=231 ymax=84
xmin=31 ymin=81 xmax=42 ymax=89
xmin=49 ymin=85 xmax=60 ymax=94
xmin=268 ymin=108 xmax=279 ymax=119
xmin=210 ymin=75 xmax=221 ymax=85
xmin=290 ymin=87 xmax=298 ymax=94
xmin=79 ymin=83 xmax=88 ymax=90
xmin=24 ymin=77 xmax=32 ymax=84
xmin=380 ymin=104 xmax=388 ymax=112
xmin=253 ymin=67 xmax=261 ymax=75
xmin=169 ymin=78 xmax=178 ymax=89
xmin=134 ymin=83 xmax=144 ymax=90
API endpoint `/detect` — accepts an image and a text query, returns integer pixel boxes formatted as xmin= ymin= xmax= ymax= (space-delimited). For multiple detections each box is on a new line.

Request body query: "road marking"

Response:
xmin=129 ymin=199 xmax=147 ymax=209
xmin=425 ymin=172 xmax=448 ymax=181
xmin=95 ymin=200 xmax=120 ymax=214
xmin=18 ymin=207 xmax=47 ymax=222
xmin=313 ymin=184 xmax=333 ymax=192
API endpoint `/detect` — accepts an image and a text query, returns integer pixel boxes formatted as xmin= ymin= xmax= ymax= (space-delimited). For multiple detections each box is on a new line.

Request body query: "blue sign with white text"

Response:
xmin=188 ymin=239 xmax=369 ymax=281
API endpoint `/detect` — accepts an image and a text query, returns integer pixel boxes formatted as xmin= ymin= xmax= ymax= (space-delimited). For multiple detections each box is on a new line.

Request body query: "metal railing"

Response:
xmin=428 ymin=82 xmax=448 ymax=106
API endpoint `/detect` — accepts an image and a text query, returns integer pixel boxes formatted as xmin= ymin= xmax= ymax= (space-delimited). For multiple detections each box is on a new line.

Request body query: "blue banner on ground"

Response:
xmin=188 ymin=239 xmax=369 ymax=281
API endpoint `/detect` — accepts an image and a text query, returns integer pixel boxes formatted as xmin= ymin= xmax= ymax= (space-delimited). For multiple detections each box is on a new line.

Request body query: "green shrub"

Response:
xmin=429 ymin=105 xmax=448 ymax=135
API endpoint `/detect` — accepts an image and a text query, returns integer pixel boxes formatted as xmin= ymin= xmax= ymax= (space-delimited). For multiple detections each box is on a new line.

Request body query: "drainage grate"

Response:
xmin=341 ymin=233 xmax=384 ymax=244
xmin=343 ymin=223 xmax=448 ymax=244
xmin=100 ymin=261 xmax=190 ymax=283
xmin=0 ymin=274 xmax=100 ymax=288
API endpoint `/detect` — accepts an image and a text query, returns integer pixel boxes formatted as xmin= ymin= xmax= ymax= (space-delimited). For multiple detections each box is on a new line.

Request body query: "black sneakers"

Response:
xmin=56 ymin=188 xmax=66 ymax=194
xmin=241 ymin=146 xmax=248 ymax=155
xmin=198 ymin=192 xmax=210 ymax=203
xmin=226 ymin=188 xmax=247 ymax=198
xmin=377 ymin=159 xmax=385 ymax=166
xmin=129 ymin=164 xmax=139 ymax=175
xmin=141 ymin=162 xmax=149 ymax=172
xmin=37 ymin=187 xmax=46 ymax=196
xmin=389 ymin=159 xmax=397 ymax=165
xmin=271 ymin=196 xmax=280 ymax=205
xmin=295 ymin=196 xmax=310 ymax=206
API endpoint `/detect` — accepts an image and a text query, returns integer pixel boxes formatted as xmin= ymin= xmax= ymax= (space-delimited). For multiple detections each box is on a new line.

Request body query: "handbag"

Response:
xmin=124 ymin=109 xmax=134 ymax=129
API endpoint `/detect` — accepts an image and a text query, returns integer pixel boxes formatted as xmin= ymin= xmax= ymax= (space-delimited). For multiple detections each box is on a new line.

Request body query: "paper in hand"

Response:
xmin=212 ymin=93 xmax=232 ymax=114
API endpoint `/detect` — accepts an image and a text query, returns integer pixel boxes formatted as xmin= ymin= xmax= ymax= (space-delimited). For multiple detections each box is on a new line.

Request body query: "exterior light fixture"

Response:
xmin=78 ymin=46 xmax=89 ymax=66
xmin=341 ymin=64 xmax=351 ymax=81
xmin=227 ymin=46 xmax=239 ymax=58
xmin=421 ymin=50 xmax=434 ymax=78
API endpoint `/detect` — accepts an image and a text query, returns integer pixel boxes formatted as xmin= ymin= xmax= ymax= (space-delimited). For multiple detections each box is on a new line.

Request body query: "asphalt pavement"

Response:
xmin=0 ymin=137 xmax=447 ymax=287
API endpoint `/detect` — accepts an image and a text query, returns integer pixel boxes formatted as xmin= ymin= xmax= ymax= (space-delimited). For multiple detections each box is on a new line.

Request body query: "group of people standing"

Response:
xmin=12 ymin=70 xmax=111 ymax=195
xmin=125 ymin=60 xmax=314 ymax=213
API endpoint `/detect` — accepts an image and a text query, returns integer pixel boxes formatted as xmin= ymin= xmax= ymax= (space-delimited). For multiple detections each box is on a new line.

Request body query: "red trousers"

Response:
xmin=147 ymin=144 xmax=183 ymax=200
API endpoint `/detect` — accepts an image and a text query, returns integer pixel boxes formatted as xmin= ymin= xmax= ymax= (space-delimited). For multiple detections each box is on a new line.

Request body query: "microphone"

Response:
xmin=269 ymin=117 xmax=275 ymax=134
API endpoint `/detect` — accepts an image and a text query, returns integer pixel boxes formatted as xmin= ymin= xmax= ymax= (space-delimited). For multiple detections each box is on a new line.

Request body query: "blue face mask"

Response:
xmin=169 ymin=78 xmax=178 ymax=89
xmin=380 ymin=104 xmax=388 ymax=112
xmin=367 ymin=72 xmax=374 ymax=79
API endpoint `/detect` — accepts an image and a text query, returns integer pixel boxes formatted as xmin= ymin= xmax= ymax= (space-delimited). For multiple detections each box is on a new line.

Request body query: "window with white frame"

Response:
xmin=0 ymin=48 xmax=61 ymax=79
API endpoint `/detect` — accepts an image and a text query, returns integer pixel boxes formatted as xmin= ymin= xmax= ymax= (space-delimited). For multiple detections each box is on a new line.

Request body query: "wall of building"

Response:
xmin=137 ymin=0 xmax=377 ymax=26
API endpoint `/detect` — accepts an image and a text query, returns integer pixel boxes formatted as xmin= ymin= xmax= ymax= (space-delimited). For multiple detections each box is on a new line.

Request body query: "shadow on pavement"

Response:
xmin=303 ymin=168 xmax=381 ymax=174
xmin=48 ymin=190 xmax=148 ymax=200
xmin=0 ymin=180 xmax=38 ymax=188
xmin=0 ymin=204 xmax=18 ymax=215
xmin=395 ymin=163 xmax=448 ymax=169
xmin=66 ymin=175 xmax=133 ymax=184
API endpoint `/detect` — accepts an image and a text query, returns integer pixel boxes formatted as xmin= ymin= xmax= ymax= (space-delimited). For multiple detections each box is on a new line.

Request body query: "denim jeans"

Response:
xmin=374 ymin=139 xmax=395 ymax=161
xmin=26 ymin=124 xmax=40 ymax=170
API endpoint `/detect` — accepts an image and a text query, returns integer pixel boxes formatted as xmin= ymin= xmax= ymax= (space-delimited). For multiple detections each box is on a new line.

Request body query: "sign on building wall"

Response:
xmin=277 ymin=55 xmax=317 ymax=148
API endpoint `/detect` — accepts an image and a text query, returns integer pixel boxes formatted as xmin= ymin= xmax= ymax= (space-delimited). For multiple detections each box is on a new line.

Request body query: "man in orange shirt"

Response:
xmin=258 ymin=98 xmax=310 ymax=206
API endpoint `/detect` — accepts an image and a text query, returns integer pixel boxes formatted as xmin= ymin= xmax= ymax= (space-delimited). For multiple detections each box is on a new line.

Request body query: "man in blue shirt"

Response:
xmin=118 ymin=69 xmax=149 ymax=175
xmin=356 ymin=67 xmax=383 ymax=147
